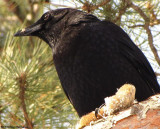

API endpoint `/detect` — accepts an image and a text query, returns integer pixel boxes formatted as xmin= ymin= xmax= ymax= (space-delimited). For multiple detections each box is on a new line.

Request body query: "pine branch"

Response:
xmin=17 ymin=73 xmax=33 ymax=129
xmin=127 ymin=0 xmax=160 ymax=66
xmin=3 ymin=0 xmax=25 ymax=23
xmin=82 ymin=0 xmax=111 ymax=13
xmin=128 ymin=24 xmax=144 ymax=28
xmin=155 ymin=72 xmax=160 ymax=77
xmin=113 ymin=1 xmax=131 ymax=23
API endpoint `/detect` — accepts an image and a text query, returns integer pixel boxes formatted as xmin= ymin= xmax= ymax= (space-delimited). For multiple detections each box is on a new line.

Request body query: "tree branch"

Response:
xmin=113 ymin=1 xmax=131 ymax=23
xmin=3 ymin=0 xmax=26 ymax=23
xmin=128 ymin=24 xmax=144 ymax=28
xmin=18 ymin=73 xmax=33 ymax=129
xmin=82 ymin=0 xmax=111 ymax=13
xmin=155 ymin=72 xmax=160 ymax=77
xmin=144 ymin=24 xmax=160 ymax=66
xmin=129 ymin=1 xmax=149 ymax=21
xmin=80 ymin=94 xmax=160 ymax=129
xmin=127 ymin=0 xmax=160 ymax=66
xmin=3 ymin=0 xmax=50 ymax=25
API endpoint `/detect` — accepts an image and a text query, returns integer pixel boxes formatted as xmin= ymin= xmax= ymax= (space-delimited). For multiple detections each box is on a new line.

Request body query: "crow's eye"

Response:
xmin=43 ymin=13 xmax=50 ymax=21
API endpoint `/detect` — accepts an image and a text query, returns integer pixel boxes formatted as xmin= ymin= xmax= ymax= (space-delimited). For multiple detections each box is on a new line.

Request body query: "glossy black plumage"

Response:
xmin=14 ymin=8 xmax=160 ymax=117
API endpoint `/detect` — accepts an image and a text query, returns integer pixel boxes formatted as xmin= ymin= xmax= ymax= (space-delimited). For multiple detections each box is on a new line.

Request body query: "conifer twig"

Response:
xmin=18 ymin=73 xmax=33 ymax=129
xmin=127 ymin=0 xmax=160 ymax=66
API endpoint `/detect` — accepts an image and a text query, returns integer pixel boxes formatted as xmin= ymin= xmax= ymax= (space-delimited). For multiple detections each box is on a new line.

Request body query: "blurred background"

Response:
xmin=0 ymin=0 xmax=160 ymax=128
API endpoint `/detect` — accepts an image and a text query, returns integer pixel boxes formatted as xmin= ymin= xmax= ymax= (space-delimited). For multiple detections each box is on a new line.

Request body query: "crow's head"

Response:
xmin=14 ymin=8 xmax=99 ymax=48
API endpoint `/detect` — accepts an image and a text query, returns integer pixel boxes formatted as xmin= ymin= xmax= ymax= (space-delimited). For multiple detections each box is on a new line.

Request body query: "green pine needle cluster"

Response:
xmin=0 ymin=32 xmax=78 ymax=128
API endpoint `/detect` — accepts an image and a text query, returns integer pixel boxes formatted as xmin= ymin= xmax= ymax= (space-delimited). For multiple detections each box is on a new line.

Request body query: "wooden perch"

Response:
xmin=77 ymin=84 xmax=160 ymax=129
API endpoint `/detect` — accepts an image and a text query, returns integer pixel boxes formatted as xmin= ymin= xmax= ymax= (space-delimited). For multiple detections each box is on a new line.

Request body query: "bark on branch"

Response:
xmin=127 ymin=0 xmax=160 ymax=66
xmin=81 ymin=94 xmax=160 ymax=129
xmin=18 ymin=73 xmax=33 ymax=129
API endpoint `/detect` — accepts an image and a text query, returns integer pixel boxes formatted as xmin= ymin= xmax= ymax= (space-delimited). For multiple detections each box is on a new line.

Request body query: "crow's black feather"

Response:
xmin=14 ymin=8 xmax=160 ymax=117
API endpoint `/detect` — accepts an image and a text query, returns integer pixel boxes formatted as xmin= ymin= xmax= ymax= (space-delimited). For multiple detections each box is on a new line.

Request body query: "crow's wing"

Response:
xmin=117 ymin=31 xmax=160 ymax=93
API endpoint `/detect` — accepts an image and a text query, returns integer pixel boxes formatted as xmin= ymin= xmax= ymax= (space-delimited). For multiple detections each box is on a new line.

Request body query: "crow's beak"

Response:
xmin=14 ymin=22 xmax=42 ymax=36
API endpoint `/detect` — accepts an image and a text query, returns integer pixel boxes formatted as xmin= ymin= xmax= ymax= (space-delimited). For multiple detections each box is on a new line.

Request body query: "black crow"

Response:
xmin=14 ymin=8 xmax=160 ymax=117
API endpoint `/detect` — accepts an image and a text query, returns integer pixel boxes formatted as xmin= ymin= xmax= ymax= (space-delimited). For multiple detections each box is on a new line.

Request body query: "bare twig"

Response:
xmin=127 ymin=0 xmax=160 ymax=66
xmin=129 ymin=1 xmax=149 ymax=21
xmin=144 ymin=24 xmax=160 ymax=66
xmin=128 ymin=24 xmax=144 ymax=28
xmin=155 ymin=72 xmax=160 ymax=77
